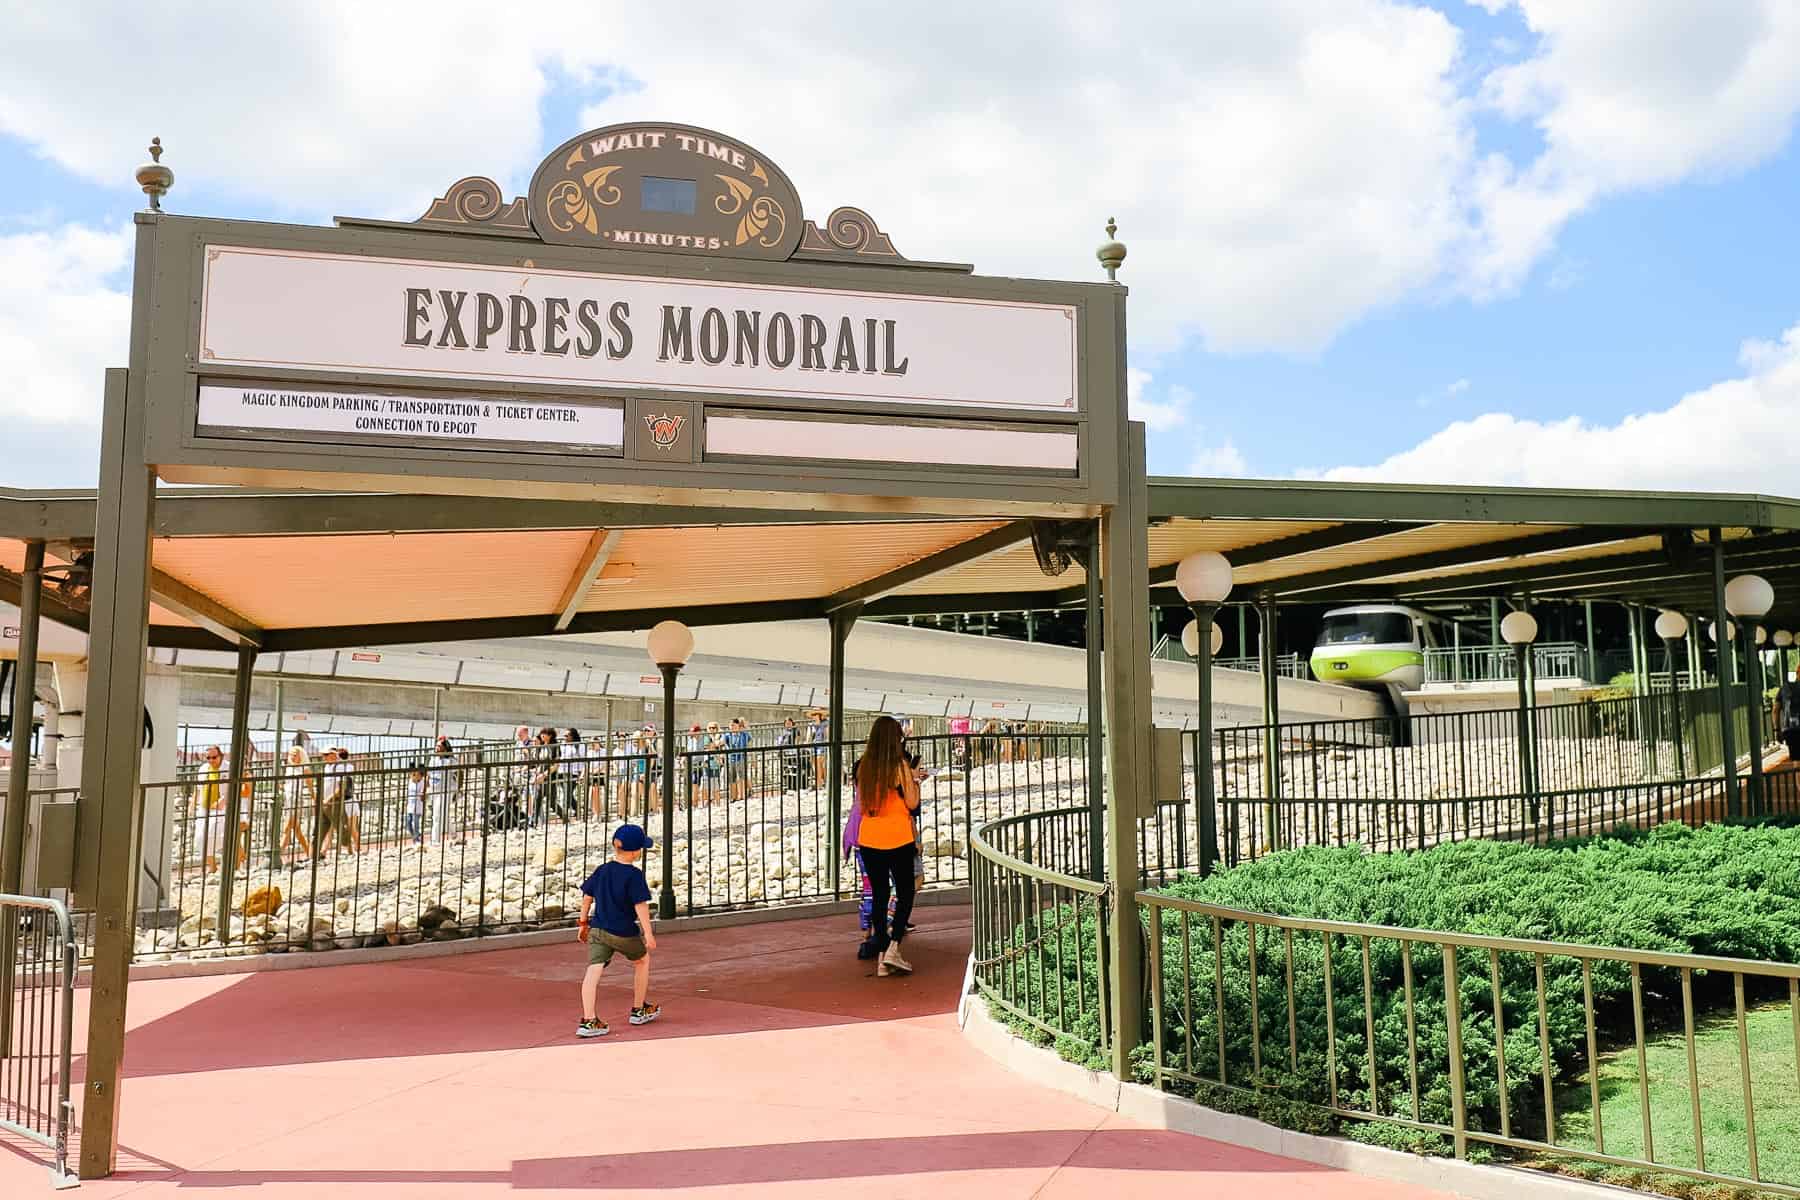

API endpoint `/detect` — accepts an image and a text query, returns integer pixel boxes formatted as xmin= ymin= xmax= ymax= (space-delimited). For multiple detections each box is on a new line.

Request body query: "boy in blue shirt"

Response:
xmin=576 ymin=824 xmax=661 ymax=1037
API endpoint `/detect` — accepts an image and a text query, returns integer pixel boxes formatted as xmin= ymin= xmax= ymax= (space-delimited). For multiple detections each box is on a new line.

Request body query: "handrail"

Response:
xmin=1133 ymin=889 xmax=1800 ymax=980
xmin=968 ymin=806 xmax=1106 ymax=895
xmin=1133 ymin=878 xmax=1800 ymax=1195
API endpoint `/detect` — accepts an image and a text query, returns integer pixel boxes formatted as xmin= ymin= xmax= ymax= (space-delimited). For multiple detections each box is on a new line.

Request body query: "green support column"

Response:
xmin=1742 ymin=628 xmax=1764 ymax=815
xmin=1709 ymin=530 xmax=1739 ymax=817
xmin=826 ymin=606 xmax=859 ymax=898
xmin=1189 ymin=602 xmax=1220 ymax=877
xmin=215 ymin=644 xmax=256 ymax=930
xmin=78 ymin=366 xmax=157 ymax=1180
xmin=1257 ymin=599 xmax=1281 ymax=846
xmin=1103 ymin=424 xmax=1154 ymax=1081
xmin=1583 ymin=599 xmax=1596 ymax=683
xmin=1083 ymin=525 xmax=1105 ymax=883
xmin=267 ymin=678 xmax=285 ymax=872
xmin=1238 ymin=606 xmax=1248 ymax=659
xmin=1627 ymin=604 xmax=1650 ymax=779
xmin=1664 ymin=634 xmax=1687 ymax=780
xmin=1689 ymin=616 xmax=1702 ymax=687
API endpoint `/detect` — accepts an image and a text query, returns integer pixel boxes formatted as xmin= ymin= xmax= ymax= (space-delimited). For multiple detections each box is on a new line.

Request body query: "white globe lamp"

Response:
xmin=1499 ymin=611 xmax=1538 ymax=645
xmin=1181 ymin=620 xmax=1224 ymax=657
xmin=647 ymin=620 xmax=695 ymax=668
xmin=1654 ymin=611 xmax=1688 ymax=641
xmin=1175 ymin=552 xmax=1233 ymax=605
xmin=1725 ymin=573 xmax=1774 ymax=619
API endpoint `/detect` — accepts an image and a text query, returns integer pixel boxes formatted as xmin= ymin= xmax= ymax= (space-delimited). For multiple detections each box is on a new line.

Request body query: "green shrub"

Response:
xmin=1011 ymin=822 xmax=1800 ymax=1150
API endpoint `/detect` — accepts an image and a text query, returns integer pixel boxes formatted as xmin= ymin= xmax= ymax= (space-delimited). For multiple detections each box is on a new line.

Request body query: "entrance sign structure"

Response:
xmin=22 ymin=122 xmax=1800 ymax=1185
xmin=70 ymin=124 xmax=1152 ymax=1178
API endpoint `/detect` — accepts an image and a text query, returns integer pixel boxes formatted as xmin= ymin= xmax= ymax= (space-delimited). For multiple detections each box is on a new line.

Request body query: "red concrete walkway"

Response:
xmin=2 ymin=906 xmax=1453 ymax=1198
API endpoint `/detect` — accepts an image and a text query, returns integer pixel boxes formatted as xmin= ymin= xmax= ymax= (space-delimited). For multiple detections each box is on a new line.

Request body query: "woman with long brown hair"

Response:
xmin=853 ymin=715 xmax=922 ymax=976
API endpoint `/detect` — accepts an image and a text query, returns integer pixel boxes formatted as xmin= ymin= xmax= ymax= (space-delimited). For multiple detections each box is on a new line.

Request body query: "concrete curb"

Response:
xmin=960 ymin=998 xmax=1643 ymax=1200
xmin=108 ymin=887 xmax=970 ymax=983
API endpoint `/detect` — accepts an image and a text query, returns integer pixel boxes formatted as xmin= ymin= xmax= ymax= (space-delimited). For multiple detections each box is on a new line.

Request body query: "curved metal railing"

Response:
xmin=968 ymin=807 xmax=1111 ymax=1054
xmin=970 ymin=803 xmax=1800 ymax=1196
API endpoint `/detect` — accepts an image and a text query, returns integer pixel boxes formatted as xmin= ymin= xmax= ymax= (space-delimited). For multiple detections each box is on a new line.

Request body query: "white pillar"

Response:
xmin=52 ymin=661 xmax=86 ymax=793
xmin=54 ymin=660 xmax=179 ymax=911
xmin=137 ymin=664 xmax=180 ymax=910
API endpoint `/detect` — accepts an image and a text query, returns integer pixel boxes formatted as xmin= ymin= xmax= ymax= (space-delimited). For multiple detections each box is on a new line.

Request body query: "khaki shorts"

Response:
xmin=588 ymin=929 xmax=647 ymax=966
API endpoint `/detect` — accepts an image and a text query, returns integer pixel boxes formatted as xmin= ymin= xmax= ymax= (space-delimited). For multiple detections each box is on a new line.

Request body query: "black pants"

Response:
xmin=861 ymin=843 xmax=917 ymax=951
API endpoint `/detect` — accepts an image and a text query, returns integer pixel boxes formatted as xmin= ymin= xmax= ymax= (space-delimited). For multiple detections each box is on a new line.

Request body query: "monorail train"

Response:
xmin=1308 ymin=604 xmax=1443 ymax=692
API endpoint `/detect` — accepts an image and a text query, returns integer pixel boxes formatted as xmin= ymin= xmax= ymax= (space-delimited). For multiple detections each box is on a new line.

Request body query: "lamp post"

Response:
xmin=1501 ymin=609 xmax=1540 ymax=830
xmin=1726 ymin=574 xmax=1774 ymax=816
xmin=1176 ymin=551 xmax=1232 ymax=875
xmin=1655 ymin=610 xmax=1689 ymax=780
xmin=646 ymin=619 xmax=694 ymax=920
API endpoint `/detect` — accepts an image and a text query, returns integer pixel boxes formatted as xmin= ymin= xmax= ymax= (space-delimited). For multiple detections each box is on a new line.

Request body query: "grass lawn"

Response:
xmin=1549 ymin=1001 xmax=1800 ymax=1191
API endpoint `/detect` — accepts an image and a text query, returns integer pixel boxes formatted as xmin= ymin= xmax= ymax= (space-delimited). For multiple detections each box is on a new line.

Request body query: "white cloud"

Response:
xmin=0 ymin=1 xmax=1790 ymax=500
xmin=0 ymin=223 xmax=128 ymax=485
xmin=566 ymin=4 xmax=1490 ymax=354
xmin=0 ymin=6 xmax=557 ymax=220
xmin=0 ymin=3 xmax=1483 ymax=354
xmin=1189 ymin=439 xmax=1251 ymax=478
xmin=1465 ymin=1 xmax=1800 ymax=292
xmin=1446 ymin=377 xmax=1470 ymax=395
xmin=1128 ymin=368 xmax=1195 ymax=432
xmin=1316 ymin=321 xmax=1800 ymax=491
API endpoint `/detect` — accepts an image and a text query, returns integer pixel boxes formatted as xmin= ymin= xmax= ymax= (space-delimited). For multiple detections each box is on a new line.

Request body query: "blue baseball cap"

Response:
xmin=613 ymin=823 xmax=653 ymax=851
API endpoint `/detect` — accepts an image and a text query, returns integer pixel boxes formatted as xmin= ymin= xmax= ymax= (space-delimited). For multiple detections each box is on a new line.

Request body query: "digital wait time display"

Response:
xmin=641 ymin=176 xmax=697 ymax=216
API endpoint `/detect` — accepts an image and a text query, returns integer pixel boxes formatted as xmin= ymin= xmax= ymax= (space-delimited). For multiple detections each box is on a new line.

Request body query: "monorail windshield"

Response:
xmin=1318 ymin=611 xmax=1413 ymax=646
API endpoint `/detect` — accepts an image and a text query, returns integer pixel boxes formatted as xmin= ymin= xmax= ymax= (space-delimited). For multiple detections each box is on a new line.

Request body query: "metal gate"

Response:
xmin=0 ymin=893 xmax=78 ymax=1187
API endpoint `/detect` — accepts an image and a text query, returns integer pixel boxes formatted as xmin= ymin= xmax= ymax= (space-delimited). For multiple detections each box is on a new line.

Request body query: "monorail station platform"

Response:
xmin=0 ymin=909 xmax=1448 ymax=1200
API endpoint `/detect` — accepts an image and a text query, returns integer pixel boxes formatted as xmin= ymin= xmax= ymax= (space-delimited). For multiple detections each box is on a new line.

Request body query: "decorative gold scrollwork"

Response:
xmin=714 ymin=169 xmax=787 ymax=248
xmin=545 ymin=164 xmax=622 ymax=236
xmin=418 ymin=176 xmax=531 ymax=231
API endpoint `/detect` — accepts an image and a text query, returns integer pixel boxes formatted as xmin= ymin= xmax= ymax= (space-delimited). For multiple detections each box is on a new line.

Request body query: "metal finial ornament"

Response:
xmin=1096 ymin=216 xmax=1126 ymax=282
xmin=135 ymin=137 xmax=174 ymax=212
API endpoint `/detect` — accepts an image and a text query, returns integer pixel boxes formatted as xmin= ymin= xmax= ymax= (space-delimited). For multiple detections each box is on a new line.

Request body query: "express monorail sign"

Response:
xmin=196 ymin=247 xmax=1076 ymax=411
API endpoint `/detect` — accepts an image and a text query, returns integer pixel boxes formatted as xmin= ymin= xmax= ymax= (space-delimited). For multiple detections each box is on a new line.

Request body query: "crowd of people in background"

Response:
xmin=183 ymin=709 xmax=1058 ymax=864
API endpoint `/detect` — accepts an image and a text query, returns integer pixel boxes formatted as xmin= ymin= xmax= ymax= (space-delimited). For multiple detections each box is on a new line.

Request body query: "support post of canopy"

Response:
xmin=79 ymin=366 xmax=157 ymax=1180
xmin=1258 ymin=598 xmax=1281 ymax=847
xmin=0 ymin=538 xmax=45 ymax=1058
xmin=1083 ymin=524 xmax=1104 ymax=883
xmin=268 ymin=677 xmax=285 ymax=872
xmin=1103 ymin=423 xmax=1154 ymax=1081
xmin=1742 ymin=627 xmax=1765 ymax=815
xmin=1710 ymin=530 xmax=1739 ymax=818
xmin=215 ymin=644 xmax=255 ymax=930
xmin=826 ymin=606 xmax=859 ymax=898
xmin=1583 ymin=599 xmax=1596 ymax=683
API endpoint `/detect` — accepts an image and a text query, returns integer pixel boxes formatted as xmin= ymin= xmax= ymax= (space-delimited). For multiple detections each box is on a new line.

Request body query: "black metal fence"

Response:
xmin=1204 ymin=684 xmax=1779 ymax=865
xmin=0 ymin=893 xmax=77 ymax=1187
xmin=130 ymin=731 xmax=1089 ymax=959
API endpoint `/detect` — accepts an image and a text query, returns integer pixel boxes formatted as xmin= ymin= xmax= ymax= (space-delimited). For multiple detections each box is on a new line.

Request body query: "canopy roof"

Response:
xmin=5 ymin=477 xmax=1800 ymax=652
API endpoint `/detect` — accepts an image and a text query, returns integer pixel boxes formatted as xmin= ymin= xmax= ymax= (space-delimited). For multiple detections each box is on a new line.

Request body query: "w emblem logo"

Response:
xmin=643 ymin=412 xmax=685 ymax=449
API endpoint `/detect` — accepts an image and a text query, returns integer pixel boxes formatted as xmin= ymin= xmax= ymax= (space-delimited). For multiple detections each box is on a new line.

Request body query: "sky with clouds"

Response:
xmin=1 ymin=1 xmax=1798 ymax=491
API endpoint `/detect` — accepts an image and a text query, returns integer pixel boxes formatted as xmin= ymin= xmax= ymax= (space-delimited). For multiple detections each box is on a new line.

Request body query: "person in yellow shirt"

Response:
xmin=853 ymin=716 xmax=922 ymax=977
